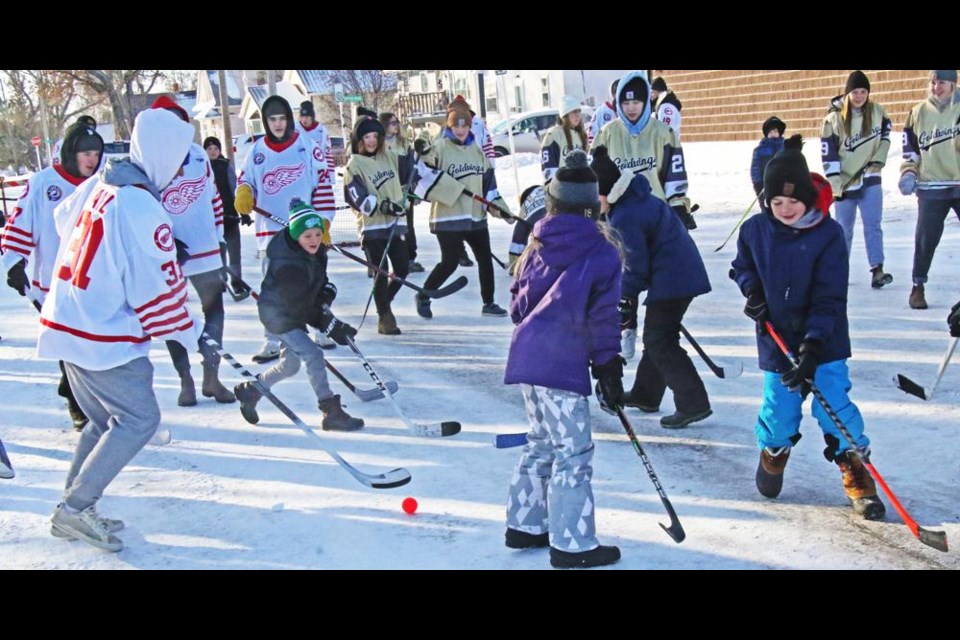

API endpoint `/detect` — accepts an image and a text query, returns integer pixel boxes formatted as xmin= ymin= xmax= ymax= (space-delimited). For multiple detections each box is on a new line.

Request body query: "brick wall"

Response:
xmin=658 ymin=70 xmax=930 ymax=142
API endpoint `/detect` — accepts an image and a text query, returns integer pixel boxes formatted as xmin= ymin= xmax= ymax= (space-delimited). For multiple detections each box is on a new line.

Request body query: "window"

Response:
xmin=536 ymin=114 xmax=556 ymax=131
xmin=513 ymin=85 xmax=524 ymax=113
xmin=250 ymin=120 xmax=263 ymax=135
xmin=486 ymin=95 xmax=498 ymax=115
xmin=541 ymin=77 xmax=550 ymax=108
xmin=419 ymin=72 xmax=428 ymax=93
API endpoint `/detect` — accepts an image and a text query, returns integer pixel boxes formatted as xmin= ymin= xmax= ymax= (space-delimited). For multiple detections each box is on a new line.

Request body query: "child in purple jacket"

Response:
xmin=502 ymin=150 xmax=624 ymax=569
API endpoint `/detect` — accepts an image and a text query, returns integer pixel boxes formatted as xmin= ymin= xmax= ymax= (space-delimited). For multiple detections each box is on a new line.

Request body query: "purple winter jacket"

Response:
xmin=503 ymin=213 xmax=622 ymax=396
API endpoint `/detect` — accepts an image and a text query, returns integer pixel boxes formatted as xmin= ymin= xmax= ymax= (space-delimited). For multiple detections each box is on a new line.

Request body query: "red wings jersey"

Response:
xmin=297 ymin=121 xmax=336 ymax=170
xmin=657 ymin=103 xmax=682 ymax=139
xmin=238 ymin=132 xmax=334 ymax=250
xmin=160 ymin=143 xmax=224 ymax=276
xmin=36 ymin=178 xmax=200 ymax=371
xmin=0 ymin=164 xmax=85 ymax=303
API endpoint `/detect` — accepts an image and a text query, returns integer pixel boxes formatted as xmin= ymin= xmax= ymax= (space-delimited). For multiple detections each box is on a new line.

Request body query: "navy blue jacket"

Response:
xmin=731 ymin=210 xmax=851 ymax=373
xmin=750 ymin=137 xmax=784 ymax=196
xmin=258 ymin=231 xmax=329 ymax=336
xmin=607 ymin=173 xmax=710 ymax=303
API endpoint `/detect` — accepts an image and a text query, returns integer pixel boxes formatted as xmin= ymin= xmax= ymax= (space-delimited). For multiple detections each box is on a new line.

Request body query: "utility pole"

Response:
xmin=267 ymin=70 xmax=277 ymax=97
xmin=37 ymin=71 xmax=53 ymax=167
xmin=217 ymin=70 xmax=233 ymax=160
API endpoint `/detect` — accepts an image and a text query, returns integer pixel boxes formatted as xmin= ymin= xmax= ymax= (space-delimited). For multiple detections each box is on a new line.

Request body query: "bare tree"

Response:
xmin=162 ymin=69 xmax=198 ymax=92
xmin=55 ymin=70 xmax=164 ymax=139
xmin=317 ymin=70 xmax=397 ymax=128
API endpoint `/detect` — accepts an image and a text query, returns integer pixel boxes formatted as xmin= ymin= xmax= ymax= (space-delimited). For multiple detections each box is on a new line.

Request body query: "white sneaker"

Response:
xmin=50 ymin=503 xmax=124 ymax=552
xmin=252 ymin=341 xmax=281 ymax=363
xmin=621 ymin=328 xmax=637 ymax=360
xmin=315 ymin=331 xmax=337 ymax=350
xmin=150 ymin=428 xmax=172 ymax=446
xmin=51 ymin=504 xmax=124 ymax=539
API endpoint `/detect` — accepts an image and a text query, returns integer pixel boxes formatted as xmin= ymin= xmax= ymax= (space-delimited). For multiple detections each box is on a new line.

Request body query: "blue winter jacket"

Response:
xmin=730 ymin=210 xmax=851 ymax=373
xmin=607 ymin=173 xmax=710 ymax=303
xmin=750 ymin=137 xmax=784 ymax=196
xmin=504 ymin=214 xmax=622 ymax=396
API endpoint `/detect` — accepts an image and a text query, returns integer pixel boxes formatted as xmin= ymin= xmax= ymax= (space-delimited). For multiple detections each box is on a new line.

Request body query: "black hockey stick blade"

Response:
xmin=659 ymin=499 xmax=686 ymax=544
xmin=918 ymin=527 xmax=949 ymax=553
xmin=425 ymin=275 xmax=468 ymax=299
xmin=894 ymin=374 xmax=927 ymax=400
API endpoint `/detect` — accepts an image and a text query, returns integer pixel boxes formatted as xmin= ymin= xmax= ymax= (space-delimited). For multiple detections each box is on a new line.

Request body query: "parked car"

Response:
xmin=489 ymin=106 xmax=595 ymax=157
xmin=101 ymin=140 xmax=131 ymax=162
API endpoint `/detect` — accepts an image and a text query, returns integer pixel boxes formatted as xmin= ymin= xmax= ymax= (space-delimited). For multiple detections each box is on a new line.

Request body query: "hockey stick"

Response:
xmin=895 ymin=336 xmax=958 ymax=401
xmin=0 ymin=436 xmax=14 ymax=479
xmin=679 ymin=324 xmax=743 ymax=379
xmin=221 ymin=273 xmax=400 ymax=403
xmin=405 ymin=188 xmax=530 ymax=227
xmin=342 ymin=334 xmax=461 ymax=438
xmin=202 ymin=333 xmax=411 ymax=489
xmin=616 ymin=407 xmax=685 ymax=543
xmin=357 ymin=215 xmax=399 ymax=331
xmin=765 ymin=321 xmax=948 ymax=552
xmin=715 ymin=195 xmax=758 ymax=253
xmin=252 ymin=205 xmax=467 ymax=299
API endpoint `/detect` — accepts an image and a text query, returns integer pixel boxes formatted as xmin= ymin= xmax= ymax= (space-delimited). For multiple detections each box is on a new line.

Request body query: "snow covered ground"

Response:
xmin=1 ymin=141 xmax=957 ymax=569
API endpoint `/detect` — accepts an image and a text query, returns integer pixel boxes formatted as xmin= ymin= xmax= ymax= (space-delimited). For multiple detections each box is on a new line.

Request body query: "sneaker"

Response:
xmin=505 ymin=528 xmax=549 ymax=549
xmin=836 ymin=452 xmax=886 ymax=520
xmin=150 ymin=428 xmax=172 ymax=446
xmin=408 ymin=261 xmax=425 ymax=273
xmin=621 ymin=328 xmax=637 ymax=360
xmin=622 ymin=391 xmax=659 ymax=413
xmin=252 ymin=341 xmax=281 ymax=363
xmin=234 ymin=381 xmax=263 ymax=425
xmin=315 ymin=332 xmax=337 ymax=350
xmin=459 ymin=255 xmax=474 ymax=268
xmin=415 ymin=293 xmax=432 ymax=319
xmin=50 ymin=503 xmax=124 ymax=552
xmin=550 ymin=545 xmax=621 ymax=569
xmin=909 ymin=284 xmax=927 ymax=310
xmin=870 ymin=265 xmax=893 ymax=289
xmin=51 ymin=505 xmax=124 ymax=539
xmin=660 ymin=408 xmax=712 ymax=429
xmin=482 ymin=303 xmax=508 ymax=317
xmin=755 ymin=446 xmax=791 ymax=498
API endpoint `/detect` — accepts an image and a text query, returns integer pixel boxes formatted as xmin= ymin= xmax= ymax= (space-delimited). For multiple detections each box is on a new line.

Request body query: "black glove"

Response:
xmin=834 ymin=193 xmax=846 ymax=202
xmin=320 ymin=309 xmax=357 ymax=346
xmin=414 ymin=138 xmax=431 ymax=156
xmin=591 ymin=356 xmax=625 ymax=415
xmin=379 ymin=199 xmax=406 ymax=217
xmin=6 ymin=260 xmax=28 ymax=296
xmin=174 ymin=239 xmax=190 ymax=266
xmin=672 ymin=204 xmax=697 ymax=230
xmin=948 ymin=301 xmax=960 ymax=338
xmin=618 ymin=296 xmax=637 ymax=331
xmin=780 ymin=340 xmax=822 ymax=397
xmin=238 ymin=213 xmax=254 ymax=226
xmin=743 ymin=282 xmax=768 ymax=328
xmin=318 ymin=281 xmax=338 ymax=307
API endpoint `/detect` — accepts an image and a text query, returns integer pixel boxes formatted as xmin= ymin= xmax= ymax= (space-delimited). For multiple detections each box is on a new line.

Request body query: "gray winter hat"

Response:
xmin=930 ymin=70 xmax=957 ymax=83
xmin=546 ymin=149 xmax=600 ymax=217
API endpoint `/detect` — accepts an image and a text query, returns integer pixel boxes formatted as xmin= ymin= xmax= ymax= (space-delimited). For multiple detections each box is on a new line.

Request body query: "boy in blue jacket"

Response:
xmin=750 ymin=117 xmax=786 ymax=197
xmin=731 ymin=135 xmax=884 ymax=520
xmin=503 ymin=151 xmax=623 ymax=569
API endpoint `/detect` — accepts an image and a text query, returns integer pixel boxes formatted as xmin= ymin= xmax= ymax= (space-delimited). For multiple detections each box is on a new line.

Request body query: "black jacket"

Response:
xmin=210 ymin=156 xmax=237 ymax=218
xmin=257 ymin=231 xmax=329 ymax=335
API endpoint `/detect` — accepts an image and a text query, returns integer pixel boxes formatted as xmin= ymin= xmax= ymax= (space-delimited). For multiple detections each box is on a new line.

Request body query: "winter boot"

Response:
xmin=622 ymin=389 xmax=659 ymax=413
xmin=620 ymin=328 xmax=637 ymax=360
xmin=378 ymin=309 xmax=402 ymax=335
xmin=234 ymin=381 xmax=263 ymax=425
xmin=67 ymin=401 xmax=89 ymax=432
xmin=550 ymin=545 xmax=621 ymax=569
xmin=660 ymin=408 xmax=712 ymax=429
xmin=178 ymin=374 xmax=197 ymax=407
xmin=909 ymin=284 xmax=928 ymax=310
xmin=459 ymin=254 xmax=474 ymax=268
xmin=870 ymin=265 xmax=893 ymax=289
xmin=319 ymin=394 xmax=364 ymax=431
xmin=482 ymin=302 xmax=508 ymax=317
xmin=836 ymin=451 xmax=886 ymax=520
xmin=408 ymin=261 xmax=425 ymax=273
xmin=755 ymin=446 xmax=791 ymax=498
xmin=202 ymin=364 xmax=236 ymax=403
xmin=415 ymin=292 xmax=432 ymax=319
xmin=505 ymin=528 xmax=549 ymax=549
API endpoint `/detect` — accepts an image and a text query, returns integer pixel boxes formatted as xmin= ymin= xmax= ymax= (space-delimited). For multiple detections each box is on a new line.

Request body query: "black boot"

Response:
xmin=178 ymin=374 xmax=197 ymax=407
xmin=67 ymin=402 xmax=89 ymax=432
xmin=234 ymin=381 xmax=262 ymax=425
xmin=505 ymin=528 xmax=549 ymax=549
xmin=550 ymin=545 xmax=621 ymax=569
xmin=660 ymin=408 xmax=712 ymax=429
xmin=319 ymin=394 xmax=364 ymax=431
xmin=415 ymin=292 xmax=432 ymax=319
xmin=755 ymin=447 xmax=791 ymax=498
xmin=870 ymin=265 xmax=892 ymax=289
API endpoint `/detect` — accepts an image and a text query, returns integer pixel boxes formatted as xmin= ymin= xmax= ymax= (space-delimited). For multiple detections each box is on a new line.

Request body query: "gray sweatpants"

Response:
xmin=506 ymin=384 xmax=599 ymax=552
xmin=62 ymin=357 xmax=160 ymax=511
xmin=258 ymin=328 xmax=333 ymax=402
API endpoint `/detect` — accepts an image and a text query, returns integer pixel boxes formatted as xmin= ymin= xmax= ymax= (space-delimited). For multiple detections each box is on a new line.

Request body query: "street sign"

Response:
xmin=333 ymin=83 xmax=344 ymax=102
xmin=495 ymin=70 xmax=508 ymax=76
xmin=343 ymin=95 xmax=362 ymax=103
xmin=31 ymin=136 xmax=41 ymax=147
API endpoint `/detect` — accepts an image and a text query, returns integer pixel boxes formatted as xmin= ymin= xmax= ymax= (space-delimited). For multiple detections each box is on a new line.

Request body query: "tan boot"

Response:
xmin=909 ymin=284 xmax=928 ymax=309
xmin=319 ymin=394 xmax=364 ymax=431
xmin=378 ymin=309 xmax=401 ymax=335
xmin=756 ymin=446 xmax=791 ymax=498
xmin=202 ymin=364 xmax=236 ymax=403
xmin=837 ymin=452 xmax=886 ymax=520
